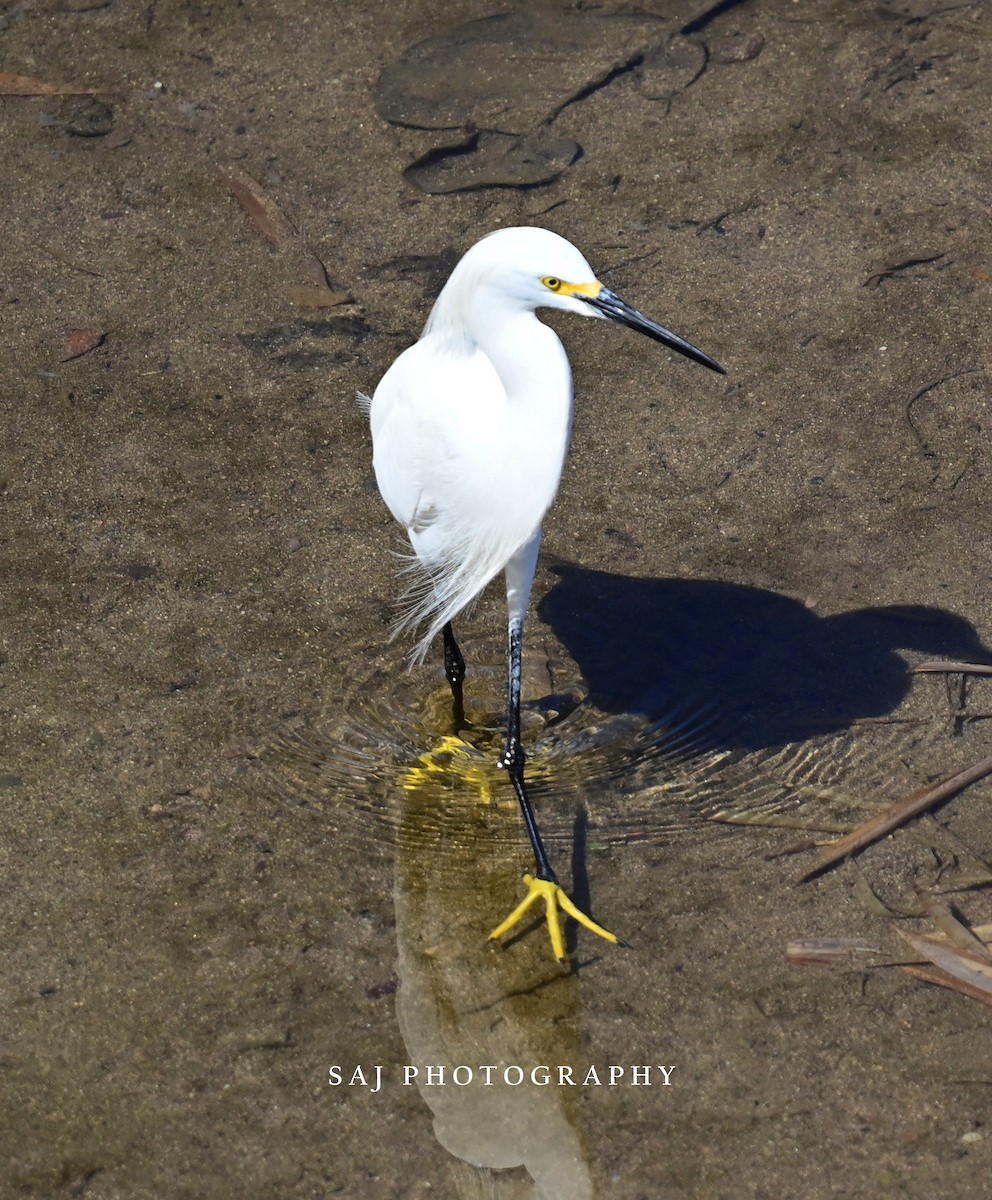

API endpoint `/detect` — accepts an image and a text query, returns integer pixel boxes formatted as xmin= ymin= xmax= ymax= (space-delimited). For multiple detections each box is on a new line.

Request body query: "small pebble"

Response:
xmin=714 ymin=33 xmax=766 ymax=65
xmin=65 ymin=98 xmax=114 ymax=138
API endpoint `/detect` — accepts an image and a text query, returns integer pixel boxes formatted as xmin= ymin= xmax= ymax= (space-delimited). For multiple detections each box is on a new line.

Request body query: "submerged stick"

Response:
xmin=801 ymin=754 xmax=992 ymax=880
xmin=911 ymin=660 xmax=992 ymax=675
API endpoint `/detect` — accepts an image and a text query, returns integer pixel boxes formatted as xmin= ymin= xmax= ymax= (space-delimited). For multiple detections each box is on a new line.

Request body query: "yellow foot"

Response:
xmin=489 ymin=873 xmax=619 ymax=963
xmin=401 ymin=734 xmax=495 ymax=803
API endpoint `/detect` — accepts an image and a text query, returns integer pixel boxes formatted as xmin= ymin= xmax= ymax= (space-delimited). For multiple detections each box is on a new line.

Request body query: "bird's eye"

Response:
xmin=542 ymin=276 xmax=562 ymax=292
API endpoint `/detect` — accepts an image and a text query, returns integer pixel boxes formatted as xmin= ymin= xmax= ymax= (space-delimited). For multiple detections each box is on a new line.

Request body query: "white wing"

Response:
xmin=370 ymin=321 xmax=573 ymax=662
xmin=370 ymin=338 xmax=522 ymax=658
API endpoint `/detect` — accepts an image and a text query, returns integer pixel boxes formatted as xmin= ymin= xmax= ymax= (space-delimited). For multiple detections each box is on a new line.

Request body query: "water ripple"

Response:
xmin=254 ymin=633 xmax=950 ymax=872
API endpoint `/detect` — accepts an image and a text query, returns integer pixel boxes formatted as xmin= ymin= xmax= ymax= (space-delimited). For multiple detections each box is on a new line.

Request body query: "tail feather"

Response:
xmin=390 ymin=522 xmax=532 ymax=666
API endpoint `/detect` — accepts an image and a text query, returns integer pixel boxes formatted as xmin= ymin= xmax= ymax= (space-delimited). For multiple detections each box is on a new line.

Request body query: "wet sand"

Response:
xmin=3 ymin=1 xmax=992 ymax=1196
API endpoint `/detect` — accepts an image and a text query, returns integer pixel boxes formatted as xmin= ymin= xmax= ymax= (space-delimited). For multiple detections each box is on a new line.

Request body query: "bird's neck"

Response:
xmin=428 ymin=283 xmax=571 ymax=409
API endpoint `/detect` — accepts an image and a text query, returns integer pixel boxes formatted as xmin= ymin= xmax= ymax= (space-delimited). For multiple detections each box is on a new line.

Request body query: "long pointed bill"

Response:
xmin=580 ymin=286 xmax=725 ymax=374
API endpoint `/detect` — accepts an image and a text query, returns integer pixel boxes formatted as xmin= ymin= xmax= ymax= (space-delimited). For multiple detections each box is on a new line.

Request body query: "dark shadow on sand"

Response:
xmin=539 ymin=563 xmax=992 ymax=752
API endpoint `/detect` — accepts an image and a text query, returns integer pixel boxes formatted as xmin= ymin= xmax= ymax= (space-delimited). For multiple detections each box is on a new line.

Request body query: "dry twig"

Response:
xmin=800 ymin=754 xmax=992 ymax=880
xmin=912 ymin=660 xmax=992 ymax=675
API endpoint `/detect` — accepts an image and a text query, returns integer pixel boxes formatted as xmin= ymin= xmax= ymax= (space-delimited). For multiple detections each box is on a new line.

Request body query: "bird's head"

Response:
xmin=453 ymin=226 xmax=725 ymax=374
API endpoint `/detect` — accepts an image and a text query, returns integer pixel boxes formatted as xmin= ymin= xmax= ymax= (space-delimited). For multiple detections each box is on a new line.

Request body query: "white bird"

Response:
xmin=369 ymin=226 xmax=724 ymax=961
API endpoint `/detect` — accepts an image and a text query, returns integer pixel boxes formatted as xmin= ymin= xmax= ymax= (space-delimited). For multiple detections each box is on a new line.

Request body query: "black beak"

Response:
xmin=582 ymin=287 xmax=725 ymax=374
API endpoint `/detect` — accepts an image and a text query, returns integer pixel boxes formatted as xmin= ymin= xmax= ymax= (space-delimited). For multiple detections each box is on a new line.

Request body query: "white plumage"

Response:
xmin=371 ymin=227 xmax=596 ymax=662
xmin=367 ymin=225 xmax=723 ymax=961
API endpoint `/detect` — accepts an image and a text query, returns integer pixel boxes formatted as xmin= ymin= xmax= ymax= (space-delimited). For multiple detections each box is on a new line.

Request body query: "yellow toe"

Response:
xmin=489 ymin=873 xmax=619 ymax=963
xmin=401 ymin=734 xmax=494 ymax=802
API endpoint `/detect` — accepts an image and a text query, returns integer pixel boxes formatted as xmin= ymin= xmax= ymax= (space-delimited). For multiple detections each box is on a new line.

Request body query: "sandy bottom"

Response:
xmin=3 ymin=1 xmax=992 ymax=1196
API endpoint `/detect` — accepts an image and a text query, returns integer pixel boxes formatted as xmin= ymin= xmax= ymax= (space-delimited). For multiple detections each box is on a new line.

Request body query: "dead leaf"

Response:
xmin=0 ymin=72 xmax=106 ymax=96
xmin=899 ymin=929 xmax=992 ymax=986
xmin=216 ymin=165 xmax=299 ymax=248
xmin=914 ymin=891 xmax=992 ymax=963
xmin=899 ymin=963 xmax=992 ymax=1009
xmin=216 ymin=165 xmax=350 ymax=304
xmin=928 ymin=922 xmax=992 ymax=946
xmin=60 ymin=328 xmax=106 ymax=361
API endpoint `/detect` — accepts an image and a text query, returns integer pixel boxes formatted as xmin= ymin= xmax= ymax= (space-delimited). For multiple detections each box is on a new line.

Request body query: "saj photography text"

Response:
xmin=327 ymin=1063 xmax=677 ymax=1094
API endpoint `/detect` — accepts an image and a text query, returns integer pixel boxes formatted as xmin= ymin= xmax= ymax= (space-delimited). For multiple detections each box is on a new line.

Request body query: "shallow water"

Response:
xmin=4 ymin=0 xmax=992 ymax=1195
xmin=254 ymin=621 xmax=989 ymax=1196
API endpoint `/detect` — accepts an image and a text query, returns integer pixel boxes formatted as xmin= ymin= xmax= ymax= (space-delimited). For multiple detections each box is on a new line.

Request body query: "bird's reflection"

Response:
xmin=540 ymin=565 xmax=992 ymax=750
xmin=393 ymin=742 xmax=596 ymax=1199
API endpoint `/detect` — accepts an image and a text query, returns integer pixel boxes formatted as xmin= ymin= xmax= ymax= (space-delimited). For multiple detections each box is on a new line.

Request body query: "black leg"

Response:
xmin=489 ymin=615 xmax=621 ymax=958
xmin=499 ymin=617 xmax=557 ymax=884
xmin=442 ymin=621 xmax=466 ymax=732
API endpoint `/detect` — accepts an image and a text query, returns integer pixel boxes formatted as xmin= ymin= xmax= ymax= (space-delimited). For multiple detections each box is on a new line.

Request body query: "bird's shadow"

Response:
xmin=538 ymin=563 xmax=992 ymax=753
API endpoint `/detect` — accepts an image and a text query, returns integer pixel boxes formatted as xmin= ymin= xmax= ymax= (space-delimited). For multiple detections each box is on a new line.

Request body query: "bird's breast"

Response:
xmin=371 ymin=320 xmax=574 ymax=558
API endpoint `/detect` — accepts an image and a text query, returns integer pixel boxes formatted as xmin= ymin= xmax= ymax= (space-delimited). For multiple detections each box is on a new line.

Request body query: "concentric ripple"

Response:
xmin=254 ymin=628 xmax=955 ymax=875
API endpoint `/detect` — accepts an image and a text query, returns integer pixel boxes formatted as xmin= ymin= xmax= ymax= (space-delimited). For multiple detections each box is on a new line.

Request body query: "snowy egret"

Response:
xmin=369 ymin=226 xmax=724 ymax=961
